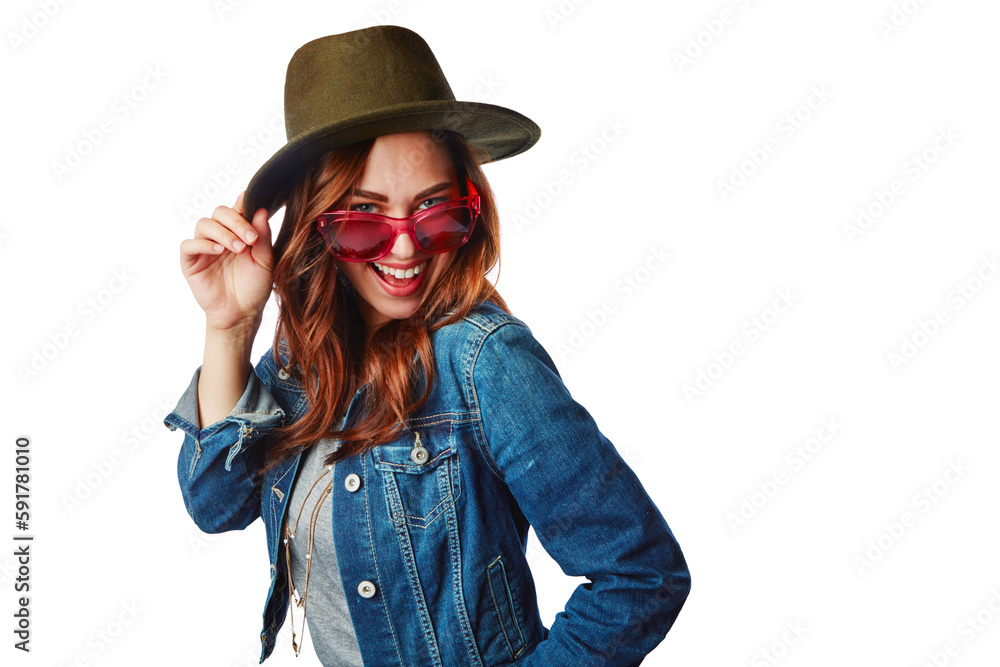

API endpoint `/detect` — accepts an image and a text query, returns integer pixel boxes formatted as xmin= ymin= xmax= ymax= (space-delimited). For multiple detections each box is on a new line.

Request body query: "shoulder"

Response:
xmin=430 ymin=299 xmax=535 ymax=357
xmin=431 ymin=300 xmax=559 ymax=381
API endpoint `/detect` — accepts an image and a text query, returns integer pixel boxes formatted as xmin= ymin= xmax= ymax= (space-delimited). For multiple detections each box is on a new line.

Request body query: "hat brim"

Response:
xmin=243 ymin=100 xmax=540 ymax=221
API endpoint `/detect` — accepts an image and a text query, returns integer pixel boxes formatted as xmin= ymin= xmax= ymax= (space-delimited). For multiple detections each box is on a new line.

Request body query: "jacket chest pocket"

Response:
xmin=372 ymin=422 xmax=460 ymax=529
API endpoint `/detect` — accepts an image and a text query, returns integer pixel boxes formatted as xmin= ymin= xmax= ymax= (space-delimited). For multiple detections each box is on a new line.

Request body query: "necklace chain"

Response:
xmin=284 ymin=460 xmax=336 ymax=657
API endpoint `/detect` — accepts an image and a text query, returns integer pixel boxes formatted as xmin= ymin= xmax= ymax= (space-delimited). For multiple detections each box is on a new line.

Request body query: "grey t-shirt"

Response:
xmin=286 ymin=430 xmax=365 ymax=667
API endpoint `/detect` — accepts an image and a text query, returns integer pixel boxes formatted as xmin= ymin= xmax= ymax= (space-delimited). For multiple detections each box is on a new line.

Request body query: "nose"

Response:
xmin=387 ymin=224 xmax=420 ymax=258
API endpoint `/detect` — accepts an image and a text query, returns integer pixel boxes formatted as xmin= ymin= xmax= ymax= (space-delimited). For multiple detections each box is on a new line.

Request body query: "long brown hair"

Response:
xmin=253 ymin=130 xmax=509 ymax=480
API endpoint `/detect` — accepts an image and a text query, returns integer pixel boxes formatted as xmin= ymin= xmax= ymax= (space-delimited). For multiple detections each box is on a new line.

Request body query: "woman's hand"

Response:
xmin=179 ymin=191 xmax=274 ymax=334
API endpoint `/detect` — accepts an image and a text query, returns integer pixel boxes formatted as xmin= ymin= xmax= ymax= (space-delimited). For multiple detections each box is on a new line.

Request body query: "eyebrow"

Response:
xmin=350 ymin=182 xmax=454 ymax=203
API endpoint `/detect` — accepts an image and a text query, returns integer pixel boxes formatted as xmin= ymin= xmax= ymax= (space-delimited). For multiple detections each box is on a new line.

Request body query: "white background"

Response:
xmin=3 ymin=0 xmax=999 ymax=665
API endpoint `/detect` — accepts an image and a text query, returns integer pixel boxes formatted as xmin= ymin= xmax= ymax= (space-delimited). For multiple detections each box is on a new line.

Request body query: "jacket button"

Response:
xmin=410 ymin=444 xmax=428 ymax=465
xmin=409 ymin=432 xmax=428 ymax=465
xmin=357 ymin=581 xmax=376 ymax=598
xmin=344 ymin=474 xmax=361 ymax=492
xmin=277 ymin=368 xmax=290 ymax=380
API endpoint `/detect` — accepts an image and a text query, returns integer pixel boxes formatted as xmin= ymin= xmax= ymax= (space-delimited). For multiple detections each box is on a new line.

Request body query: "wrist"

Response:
xmin=205 ymin=318 xmax=260 ymax=352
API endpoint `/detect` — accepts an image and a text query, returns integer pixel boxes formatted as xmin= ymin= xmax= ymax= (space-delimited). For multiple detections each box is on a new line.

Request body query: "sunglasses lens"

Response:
xmin=415 ymin=206 xmax=474 ymax=252
xmin=318 ymin=200 xmax=477 ymax=261
xmin=320 ymin=218 xmax=392 ymax=261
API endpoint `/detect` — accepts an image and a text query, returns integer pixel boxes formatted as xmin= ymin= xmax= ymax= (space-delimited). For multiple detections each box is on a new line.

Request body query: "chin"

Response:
xmin=373 ymin=299 xmax=421 ymax=322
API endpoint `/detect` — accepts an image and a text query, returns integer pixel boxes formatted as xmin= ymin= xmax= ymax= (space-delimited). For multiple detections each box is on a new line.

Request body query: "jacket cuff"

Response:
xmin=162 ymin=363 xmax=283 ymax=443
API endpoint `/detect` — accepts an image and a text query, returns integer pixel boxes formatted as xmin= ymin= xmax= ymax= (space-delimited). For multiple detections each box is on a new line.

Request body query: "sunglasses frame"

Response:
xmin=316 ymin=176 xmax=480 ymax=262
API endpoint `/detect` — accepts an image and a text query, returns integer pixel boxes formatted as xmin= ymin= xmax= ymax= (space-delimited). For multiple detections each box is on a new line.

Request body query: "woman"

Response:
xmin=164 ymin=25 xmax=690 ymax=666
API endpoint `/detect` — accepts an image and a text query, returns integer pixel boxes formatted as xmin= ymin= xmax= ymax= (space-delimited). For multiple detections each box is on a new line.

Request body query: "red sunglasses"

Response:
xmin=317 ymin=177 xmax=480 ymax=262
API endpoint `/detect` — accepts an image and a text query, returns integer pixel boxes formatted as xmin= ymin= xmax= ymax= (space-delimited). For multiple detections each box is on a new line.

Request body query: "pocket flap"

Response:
xmin=372 ymin=422 xmax=454 ymax=473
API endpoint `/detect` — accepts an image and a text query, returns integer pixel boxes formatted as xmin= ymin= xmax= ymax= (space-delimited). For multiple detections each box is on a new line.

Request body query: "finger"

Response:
xmin=195 ymin=216 xmax=249 ymax=253
xmin=233 ymin=191 xmax=246 ymax=217
xmin=213 ymin=203 xmax=260 ymax=248
xmin=248 ymin=207 xmax=275 ymax=268
xmin=250 ymin=206 xmax=272 ymax=245
xmin=180 ymin=237 xmax=226 ymax=268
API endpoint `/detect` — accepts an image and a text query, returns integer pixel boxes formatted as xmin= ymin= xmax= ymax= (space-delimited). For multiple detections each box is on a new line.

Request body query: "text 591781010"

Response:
xmin=13 ymin=435 xmax=32 ymax=652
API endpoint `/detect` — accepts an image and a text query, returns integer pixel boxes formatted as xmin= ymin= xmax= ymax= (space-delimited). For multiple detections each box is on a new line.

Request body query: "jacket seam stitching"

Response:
xmin=364 ymin=454 xmax=407 ymax=666
xmin=486 ymin=555 xmax=516 ymax=659
xmin=389 ymin=471 xmax=444 ymax=665
xmin=468 ymin=321 xmax=524 ymax=483
xmin=449 ymin=496 xmax=483 ymax=666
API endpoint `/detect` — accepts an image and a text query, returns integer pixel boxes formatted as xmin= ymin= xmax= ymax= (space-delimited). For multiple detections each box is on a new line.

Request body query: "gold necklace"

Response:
xmin=284 ymin=460 xmax=335 ymax=657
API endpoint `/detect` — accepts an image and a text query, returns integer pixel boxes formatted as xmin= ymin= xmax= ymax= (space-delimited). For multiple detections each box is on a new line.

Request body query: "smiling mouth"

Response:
xmin=368 ymin=259 xmax=428 ymax=288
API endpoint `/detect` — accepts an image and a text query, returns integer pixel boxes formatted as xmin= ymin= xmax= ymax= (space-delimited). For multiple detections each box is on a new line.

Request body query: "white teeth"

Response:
xmin=374 ymin=260 xmax=425 ymax=279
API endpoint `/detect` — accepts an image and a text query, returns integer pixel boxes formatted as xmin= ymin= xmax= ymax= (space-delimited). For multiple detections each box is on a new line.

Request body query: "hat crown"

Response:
xmin=283 ymin=26 xmax=456 ymax=141
xmin=242 ymin=25 xmax=540 ymax=220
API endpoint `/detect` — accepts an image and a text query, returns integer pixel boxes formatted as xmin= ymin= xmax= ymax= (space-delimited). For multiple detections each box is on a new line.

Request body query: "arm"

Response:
xmin=163 ymin=349 xmax=286 ymax=534
xmin=471 ymin=322 xmax=691 ymax=666
xmin=198 ymin=322 xmax=255 ymax=429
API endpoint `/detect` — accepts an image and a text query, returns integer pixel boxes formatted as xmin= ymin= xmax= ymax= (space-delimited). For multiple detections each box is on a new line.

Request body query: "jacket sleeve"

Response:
xmin=162 ymin=351 xmax=287 ymax=534
xmin=471 ymin=321 xmax=691 ymax=666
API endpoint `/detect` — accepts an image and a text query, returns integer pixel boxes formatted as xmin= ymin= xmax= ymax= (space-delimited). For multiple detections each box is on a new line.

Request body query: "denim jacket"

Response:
xmin=163 ymin=300 xmax=690 ymax=666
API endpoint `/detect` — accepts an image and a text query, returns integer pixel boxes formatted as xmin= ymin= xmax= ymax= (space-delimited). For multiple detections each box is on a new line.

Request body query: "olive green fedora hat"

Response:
xmin=243 ymin=25 xmax=541 ymax=220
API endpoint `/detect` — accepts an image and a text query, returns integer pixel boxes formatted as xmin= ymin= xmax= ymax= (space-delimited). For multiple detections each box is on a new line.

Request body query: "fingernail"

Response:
xmin=245 ymin=230 xmax=258 ymax=243
xmin=233 ymin=239 xmax=246 ymax=251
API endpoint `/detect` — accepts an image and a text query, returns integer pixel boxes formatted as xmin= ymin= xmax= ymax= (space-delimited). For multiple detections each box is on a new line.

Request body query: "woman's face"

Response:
xmin=334 ymin=131 xmax=461 ymax=331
